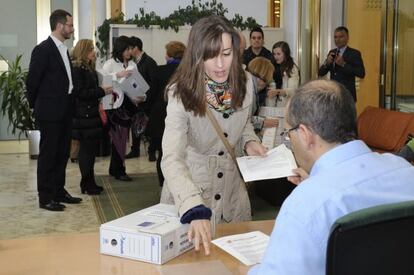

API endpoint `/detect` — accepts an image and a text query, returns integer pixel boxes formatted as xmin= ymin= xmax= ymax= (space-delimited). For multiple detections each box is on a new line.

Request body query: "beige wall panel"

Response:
xmin=346 ymin=0 xmax=381 ymax=114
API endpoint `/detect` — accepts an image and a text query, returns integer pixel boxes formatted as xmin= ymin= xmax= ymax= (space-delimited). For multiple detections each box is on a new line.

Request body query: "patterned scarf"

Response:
xmin=205 ymin=75 xmax=234 ymax=114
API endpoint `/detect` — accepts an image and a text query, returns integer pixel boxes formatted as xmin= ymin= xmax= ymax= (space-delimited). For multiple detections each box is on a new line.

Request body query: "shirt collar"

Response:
xmin=309 ymin=140 xmax=371 ymax=177
xmin=50 ymin=34 xmax=65 ymax=49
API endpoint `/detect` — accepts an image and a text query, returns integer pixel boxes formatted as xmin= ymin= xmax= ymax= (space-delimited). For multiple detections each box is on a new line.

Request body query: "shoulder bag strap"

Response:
xmin=205 ymin=107 xmax=238 ymax=165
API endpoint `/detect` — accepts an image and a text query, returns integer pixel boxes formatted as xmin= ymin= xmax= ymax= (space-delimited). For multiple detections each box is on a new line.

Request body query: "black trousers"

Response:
xmin=151 ymin=137 xmax=164 ymax=186
xmin=130 ymin=134 xmax=142 ymax=154
xmin=78 ymin=139 xmax=98 ymax=185
xmin=109 ymin=143 xmax=126 ymax=177
xmin=37 ymin=118 xmax=72 ymax=203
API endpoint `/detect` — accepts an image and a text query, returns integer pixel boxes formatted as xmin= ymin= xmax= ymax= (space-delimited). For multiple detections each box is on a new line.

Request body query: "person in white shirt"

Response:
xmin=102 ymin=36 xmax=145 ymax=181
xmin=267 ymin=41 xmax=300 ymax=107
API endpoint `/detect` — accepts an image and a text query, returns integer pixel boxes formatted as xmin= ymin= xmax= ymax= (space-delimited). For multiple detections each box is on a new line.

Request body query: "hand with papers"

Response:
xmin=287 ymin=167 xmax=309 ymax=185
xmin=237 ymin=144 xmax=298 ymax=182
xmin=244 ymin=140 xmax=267 ymax=157
xmin=116 ymin=69 xmax=132 ymax=79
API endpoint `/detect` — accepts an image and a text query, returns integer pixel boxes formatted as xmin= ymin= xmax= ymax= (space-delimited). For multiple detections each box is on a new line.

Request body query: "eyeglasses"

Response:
xmin=280 ymin=125 xmax=299 ymax=141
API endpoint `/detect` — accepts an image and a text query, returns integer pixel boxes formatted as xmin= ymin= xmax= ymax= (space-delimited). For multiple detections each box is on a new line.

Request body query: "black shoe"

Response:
xmin=56 ymin=191 xmax=83 ymax=204
xmin=81 ymin=186 xmax=102 ymax=195
xmin=115 ymin=174 xmax=132 ymax=181
xmin=125 ymin=151 xmax=140 ymax=159
xmin=148 ymin=152 xmax=156 ymax=162
xmin=39 ymin=200 xmax=65 ymax=211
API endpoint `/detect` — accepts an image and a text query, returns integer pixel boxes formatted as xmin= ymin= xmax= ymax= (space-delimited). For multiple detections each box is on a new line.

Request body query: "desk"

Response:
xmin=0 ymin=220 xmax=274 ymax=275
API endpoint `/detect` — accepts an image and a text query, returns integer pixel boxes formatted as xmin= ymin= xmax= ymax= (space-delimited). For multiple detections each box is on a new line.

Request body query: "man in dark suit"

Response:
xmin=318 ymin=26 xmax=365 ymax=101
xmin=126 ymin=36 xmax=158 ymax=161
xmin=26 ymin=9 xmax=82 ymax=211
xmin=145 ymin=41 xmax=185 ymax=186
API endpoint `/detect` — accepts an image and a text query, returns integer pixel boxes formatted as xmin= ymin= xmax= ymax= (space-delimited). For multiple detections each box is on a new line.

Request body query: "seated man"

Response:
xmin=248 ymin=80 xmax=414 ymax=275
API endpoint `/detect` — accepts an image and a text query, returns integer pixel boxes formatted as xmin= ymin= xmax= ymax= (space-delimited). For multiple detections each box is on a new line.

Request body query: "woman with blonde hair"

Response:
xmin=72 ymin=39 xmax=113 ymax=195
xmin=248 ymin=57 xmax=280 ymax=131
xmin=160 ymin=15 xmax=266 ymax=256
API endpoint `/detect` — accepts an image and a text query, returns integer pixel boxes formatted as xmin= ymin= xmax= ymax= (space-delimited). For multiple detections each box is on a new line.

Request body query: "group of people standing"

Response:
xmin=26 ymin=9 xmax=185 ymax=210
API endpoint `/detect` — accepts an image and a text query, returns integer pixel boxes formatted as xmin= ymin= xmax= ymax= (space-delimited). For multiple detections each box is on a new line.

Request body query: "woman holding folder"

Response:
xmin=102 ymin=36 xmax=145 ymax=181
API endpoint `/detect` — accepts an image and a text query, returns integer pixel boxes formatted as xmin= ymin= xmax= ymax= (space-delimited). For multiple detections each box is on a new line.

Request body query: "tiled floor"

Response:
xmin=0 ymin=140 xmax=156 ymax=240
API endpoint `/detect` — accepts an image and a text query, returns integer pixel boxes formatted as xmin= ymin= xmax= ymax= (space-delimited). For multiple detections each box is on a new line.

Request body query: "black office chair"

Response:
xmin=326 ymin=200 xmax=414 ymax=275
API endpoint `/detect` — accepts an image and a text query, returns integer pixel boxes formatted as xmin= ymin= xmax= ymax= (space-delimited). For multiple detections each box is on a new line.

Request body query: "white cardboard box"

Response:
xmin=100 ymin=204 xmax=196 ymax=264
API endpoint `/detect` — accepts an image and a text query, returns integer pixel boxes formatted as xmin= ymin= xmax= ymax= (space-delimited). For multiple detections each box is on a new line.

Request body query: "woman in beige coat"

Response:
xmin=160 ymin=15 xmax=266 ymax=255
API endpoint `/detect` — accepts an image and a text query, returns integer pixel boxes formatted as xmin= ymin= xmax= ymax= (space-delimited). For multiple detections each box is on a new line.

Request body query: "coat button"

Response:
xmin=217 ymin=172 xmax=223 ymax=178
xmin=214 ymin=194 xmax=221 ymax=200
xmin=223 ymin=132 xmax=228 ymax=137
xmin=223 ymin=113 xmax=229 ymax=119
xmin=218 ymin=151 xmax=224 ymax=156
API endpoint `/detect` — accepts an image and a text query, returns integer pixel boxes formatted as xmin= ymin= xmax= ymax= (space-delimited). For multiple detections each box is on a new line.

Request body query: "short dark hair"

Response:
xmin=112 ymin=36 xmax=131 ymax=62
xmin=50 ymin=9 xmax=72 ymax=31
xmin=249 ymin=27 xmax=264 ymax=39
xmin=287 ymin=79 xmax=357 ymax=144
xmin=129 ymin=36 xmax=143 ymax=51
xmin=335 ymin=26 xmax=349 ymax=35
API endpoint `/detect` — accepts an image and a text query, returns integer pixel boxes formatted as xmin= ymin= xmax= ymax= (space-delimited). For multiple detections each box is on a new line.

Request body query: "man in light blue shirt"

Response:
xmin=248 ymin=79 xmax=414 ymax=275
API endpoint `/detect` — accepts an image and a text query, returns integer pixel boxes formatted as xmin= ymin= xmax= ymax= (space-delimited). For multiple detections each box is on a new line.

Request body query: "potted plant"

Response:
xmin=0 ymin=54 xmax=39 ymax=159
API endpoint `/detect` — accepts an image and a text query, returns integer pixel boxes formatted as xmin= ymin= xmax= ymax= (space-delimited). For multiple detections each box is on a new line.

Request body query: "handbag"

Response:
xmin=98 ymin=103 xmax=108 ymax=126
xmin=205 ymin=107 xmax=249 ymax=188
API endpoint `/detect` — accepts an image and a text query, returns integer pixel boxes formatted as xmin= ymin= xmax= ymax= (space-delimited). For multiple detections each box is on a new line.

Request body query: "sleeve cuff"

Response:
xmin=180 ymin=204 xmax=212 ymax=224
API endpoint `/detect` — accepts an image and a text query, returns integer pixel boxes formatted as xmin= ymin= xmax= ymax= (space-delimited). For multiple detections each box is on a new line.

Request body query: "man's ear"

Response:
xmin=297 ymin=124 xmax=315 ymax=151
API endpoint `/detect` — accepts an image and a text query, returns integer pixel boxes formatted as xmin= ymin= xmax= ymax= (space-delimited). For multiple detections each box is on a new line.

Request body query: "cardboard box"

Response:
xmin=100 ymin=204 xmax=205 ymax=264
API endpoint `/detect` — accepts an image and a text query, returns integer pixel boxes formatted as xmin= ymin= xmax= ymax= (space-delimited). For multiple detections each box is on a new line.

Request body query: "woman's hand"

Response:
xmin=101 ymin=86 xmax=113 ymax=95
xmin=268 ymin=88 xmax=286 ymax=98
xmin=188 ymin=219 xmax=212 ymax=256
xmin=267 ymin=88 xmax=278 ymax=98
xmin=132 ymin=96 xmax=146 ymax=106
xmin=116 ymin=70 xmax=132 ymax=78
xmin=287 ymin=167 xmax=309 ymax=185
xmin=245 ymin=141 xmax=267 ymax=156
xmin=263 ymin=118 xmax=279 ymax=128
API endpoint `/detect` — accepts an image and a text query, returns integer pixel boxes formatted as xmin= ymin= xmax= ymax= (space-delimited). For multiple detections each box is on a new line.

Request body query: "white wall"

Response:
xmin=110 ymin=25 xmax=283 ymax=65
xmin=123 ymin=0 xmax=268 ymax=26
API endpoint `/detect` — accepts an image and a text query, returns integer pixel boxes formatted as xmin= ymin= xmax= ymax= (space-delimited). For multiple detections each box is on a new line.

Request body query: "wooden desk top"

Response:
xmin=0 ymin=220 xmax=274 ymax=275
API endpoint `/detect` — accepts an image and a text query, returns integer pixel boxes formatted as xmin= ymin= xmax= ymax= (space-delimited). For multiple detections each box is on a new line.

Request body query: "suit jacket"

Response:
xmin=145 ymin=62 xmax=179 ymax=138
xmin=318 ymin=46 xmax=365 ymax=101
xmin=26 ymin=36 xmax=74 ymax=121
xmin=137 ymin=52 xmax=157 ymax=86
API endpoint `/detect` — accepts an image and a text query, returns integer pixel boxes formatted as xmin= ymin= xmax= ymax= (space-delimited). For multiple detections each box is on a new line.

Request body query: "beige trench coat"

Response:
xmin=160 ymin=73 xmax=260 ymax=224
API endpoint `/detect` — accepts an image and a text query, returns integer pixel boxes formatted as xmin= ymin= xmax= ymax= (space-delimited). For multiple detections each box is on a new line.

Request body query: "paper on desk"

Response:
xmin=237 ymin=144 xmax=297 ymax=182
xmin=212 ymin=231 xmax=269 ymax=266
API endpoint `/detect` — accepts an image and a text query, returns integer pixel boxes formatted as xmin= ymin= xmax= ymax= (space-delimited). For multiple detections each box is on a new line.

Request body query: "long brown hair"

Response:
xmin=72 ymin=39 xmax=95 ymax=71
xmin=168 ymin=15 xmax=246 ymax=116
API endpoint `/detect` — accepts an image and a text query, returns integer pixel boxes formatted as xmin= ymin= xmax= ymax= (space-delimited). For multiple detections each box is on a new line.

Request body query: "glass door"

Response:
xmin=381 ymin=0 xmax=414 ymax=111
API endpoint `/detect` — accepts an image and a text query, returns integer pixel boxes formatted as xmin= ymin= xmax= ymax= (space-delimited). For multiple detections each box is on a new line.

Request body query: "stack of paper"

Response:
xmin=258 ymin=106 xmax=286 ymax=149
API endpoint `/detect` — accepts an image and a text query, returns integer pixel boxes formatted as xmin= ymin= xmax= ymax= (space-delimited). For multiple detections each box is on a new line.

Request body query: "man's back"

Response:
xmin=250 ymin=140 xmax=414 ymax=274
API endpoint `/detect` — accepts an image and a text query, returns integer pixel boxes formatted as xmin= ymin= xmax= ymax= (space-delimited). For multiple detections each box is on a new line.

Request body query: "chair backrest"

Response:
xmin=326 ymin=200 xmax=414 ymax=275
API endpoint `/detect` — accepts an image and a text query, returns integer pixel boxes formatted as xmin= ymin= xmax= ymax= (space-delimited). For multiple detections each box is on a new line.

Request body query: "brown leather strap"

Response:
xmin=205 ymin=107 xmax=237 ymax=165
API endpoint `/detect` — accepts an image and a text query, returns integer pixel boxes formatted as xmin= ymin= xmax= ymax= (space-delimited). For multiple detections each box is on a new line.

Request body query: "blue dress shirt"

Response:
xmin=249 ymin=140 xmax=414 ymax=275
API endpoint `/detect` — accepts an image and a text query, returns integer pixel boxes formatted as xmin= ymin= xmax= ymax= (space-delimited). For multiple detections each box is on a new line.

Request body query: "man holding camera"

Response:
xmin=318 ymin=26 xmax=365 ymax=102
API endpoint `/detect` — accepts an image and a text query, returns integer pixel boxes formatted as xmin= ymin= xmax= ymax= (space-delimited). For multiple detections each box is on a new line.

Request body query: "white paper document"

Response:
xmin=237 ymin=144 xmax=297 ymax=182
xmin=258 ymin=106 xmax=285 ymax=118
xmin=212 ymin=231 xmax=269 ymax=266
xmin=119 ymin=65 xmax=149 ymax=100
